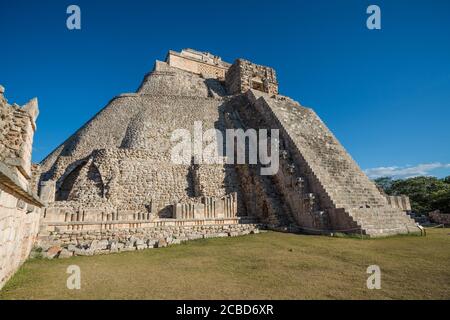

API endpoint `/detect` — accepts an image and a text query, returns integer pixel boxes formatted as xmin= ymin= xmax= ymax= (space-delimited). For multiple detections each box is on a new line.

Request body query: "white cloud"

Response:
xmin=364 ymin=162 xmax=450 ymax=179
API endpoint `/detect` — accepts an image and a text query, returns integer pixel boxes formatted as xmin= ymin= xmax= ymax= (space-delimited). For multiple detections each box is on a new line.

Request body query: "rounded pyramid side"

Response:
xmin=39 ymin=93 xmax=144 ymax=181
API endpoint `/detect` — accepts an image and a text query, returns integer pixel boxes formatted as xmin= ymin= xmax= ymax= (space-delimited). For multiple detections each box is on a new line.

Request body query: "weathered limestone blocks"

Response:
xmin=0 ymin=86 xmax=43 ymax=289
xmin=226 ymin=59 xmax=278 ymax=95
xmin=35 ymin=223 xmax=261 ymax=258
xmin=0 ymin=190 xmax=38 ymax=287
xmin=0 ymin=87 xmax=39 ymax=180
xmin=173 ymin=193 xmax=237 ymax=220
xmin=38 ymin=91 xmax=241 ymax=215
xmin=385 ymin=195 xmax=411 ymax=213
xmin=39 ymin=180 xmax=56 ymax=205
xmin=39 ymin=200 xmax=253 ymax=236
xmin=244 ymin=89 xmax=418 ymax=236
xmin=165 ymin=49 xmax=230 ymax=80
xmin=42 ymin=206 xmax=131 ymax=225
xmin=40 ymin=138 xmax=244 ymax=218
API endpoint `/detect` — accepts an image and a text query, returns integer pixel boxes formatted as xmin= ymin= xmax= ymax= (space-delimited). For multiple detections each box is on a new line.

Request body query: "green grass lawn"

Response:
xmin=1 ymin=229 xmax=449 ymax=300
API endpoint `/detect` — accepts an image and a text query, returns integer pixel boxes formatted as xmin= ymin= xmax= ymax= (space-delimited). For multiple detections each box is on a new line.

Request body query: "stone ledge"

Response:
xmin=0 ymin=162 xmax=43 ymax=207
xmin=44 ymin=218 xmax=253 ymax=226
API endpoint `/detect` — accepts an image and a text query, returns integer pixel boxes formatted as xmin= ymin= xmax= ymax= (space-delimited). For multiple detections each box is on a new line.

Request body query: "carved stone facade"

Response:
xmin=173 ymin=193 xmax=238 ymax=220
xmin=0 ymin=87 xmax=39 ymax=180
xmin=0 ymin=86 xmax=43 ymax=289
xmin=226 ymin=59 xmax=278 ymax=95
xmin=166 ymin=49 xmax=230 ymax=80
xmin=385 ymin=195 xmax=412 ymax=213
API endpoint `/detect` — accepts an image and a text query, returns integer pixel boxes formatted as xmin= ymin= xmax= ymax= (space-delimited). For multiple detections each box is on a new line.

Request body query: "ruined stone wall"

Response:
xmin=166 ymin=49 xmax=230 ymax=80
xmin=226 ymin=59 xmax=278 ymax=95
xmin=42 ymin=149 xmax=241 ymax=219
xmin=0 ymin=188 xmax=40 ymax=288
xmin=386 ymin=195 xmax=411 ymax=213
xmin=0 ymin=86 xmax=42 ymax=289
xmin=36 ymin=223 xmax=261 ymax=259
xmin=37 ymin=62 xmax=249 ymax=223
xmin=173 ymin=193 xmax=238 ymax=220
xmin=38 ymin=64 xmax=247 ymax=234
xmin=40 ymin=70 xmax=227 ymax=183
xmin=0 ymin=88 xmax=38 ymax=179
xmin=224 ymin=62 xmax=243 ymax=95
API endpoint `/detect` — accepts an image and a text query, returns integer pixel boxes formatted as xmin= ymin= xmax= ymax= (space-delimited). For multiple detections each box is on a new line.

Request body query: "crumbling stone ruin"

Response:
xmin=1 ymin=48 xmax=419 ymax=266
xmin=0 ymin=86 xmax=42 ymax=288
xmin=377 ymin=186 xmax=412 ymax=214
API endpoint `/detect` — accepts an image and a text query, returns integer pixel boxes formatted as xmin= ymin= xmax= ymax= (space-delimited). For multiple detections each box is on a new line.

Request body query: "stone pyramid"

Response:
xmin=37 ymin=49 xmax=418 ymax=237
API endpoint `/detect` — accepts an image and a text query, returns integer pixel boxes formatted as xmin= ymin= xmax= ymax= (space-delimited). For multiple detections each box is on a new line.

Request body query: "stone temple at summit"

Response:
xmin=33 ymin=48 xmax=417 ymax=238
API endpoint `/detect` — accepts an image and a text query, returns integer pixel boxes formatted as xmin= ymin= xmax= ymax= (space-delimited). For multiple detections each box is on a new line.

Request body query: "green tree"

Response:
xmin=374 ymin=175 xmax=450 ymax=214
xmin=430 ymin=187 xmax=450 ymax=213
xmin=373 ymin=177 xmax=394 ymax=193
xmin=442 ymin=176 xmax=450 ymax=184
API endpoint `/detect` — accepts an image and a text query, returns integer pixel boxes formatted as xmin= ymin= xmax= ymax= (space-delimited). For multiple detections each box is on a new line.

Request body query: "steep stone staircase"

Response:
xmin=257 ymin=170 xmax=298 ymax=230
xmin=246 ymin=90 xmax=418 ymax=237
xmin=224 ymin=106 xmax=298 ymax=231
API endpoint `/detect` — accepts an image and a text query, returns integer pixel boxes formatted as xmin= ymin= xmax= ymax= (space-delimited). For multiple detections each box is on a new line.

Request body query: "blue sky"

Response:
xmin=1 ymin=0 xmax=449 ymax=179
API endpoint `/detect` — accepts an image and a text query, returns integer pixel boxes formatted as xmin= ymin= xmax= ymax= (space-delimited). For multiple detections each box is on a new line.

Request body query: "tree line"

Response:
xmin=374 ymin=176 xmax=450 ymax=215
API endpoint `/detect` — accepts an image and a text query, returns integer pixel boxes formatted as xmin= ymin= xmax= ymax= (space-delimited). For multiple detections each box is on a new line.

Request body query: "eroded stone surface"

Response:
xmin=35 ymin=224 xmax=262 ymax=258
xmin=0 ymin=86 xmax=42 ymax=289
xmin=35 ymin=49 xmax=418 ymax=239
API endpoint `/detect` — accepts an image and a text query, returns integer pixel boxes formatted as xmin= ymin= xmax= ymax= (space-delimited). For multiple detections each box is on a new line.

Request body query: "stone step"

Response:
xmin=254 ymin=93 xmax=415 ymax=237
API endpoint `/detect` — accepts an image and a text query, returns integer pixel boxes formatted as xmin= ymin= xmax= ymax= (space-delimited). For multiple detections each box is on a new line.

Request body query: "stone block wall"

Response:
xmin=38 ymin=85 xmax=246 ymax=219
xmin=41 ymin=147 xmax=243 ymax=216
xmin=386 ymin=195 xmax=411 ymax=213
xmin=173 ymin=193 xmax=238 ymax=220
xmin=226 ymin=59 xmax=278 ymax=95
xmin=0 ymin=88 xmax=38 ymax=179
xmin=0 ymin=189 xmax=40 ymax=288
xmin=166 ymin=49 xmax=230 ymax=80
xmin=0 ymin=86 xmax=43 ymax=289
xmin=36 ymin=223 xmax=261 ymax=259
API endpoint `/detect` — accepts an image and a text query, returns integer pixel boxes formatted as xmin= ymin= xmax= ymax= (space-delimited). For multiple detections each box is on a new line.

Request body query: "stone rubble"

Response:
xmin=36 ymin=224 xmax=262 ymax=258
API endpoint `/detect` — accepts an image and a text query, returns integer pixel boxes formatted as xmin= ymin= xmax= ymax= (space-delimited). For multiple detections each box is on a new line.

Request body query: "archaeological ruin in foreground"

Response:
xmin=0 ymin=49 xmax=418 ymax=288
